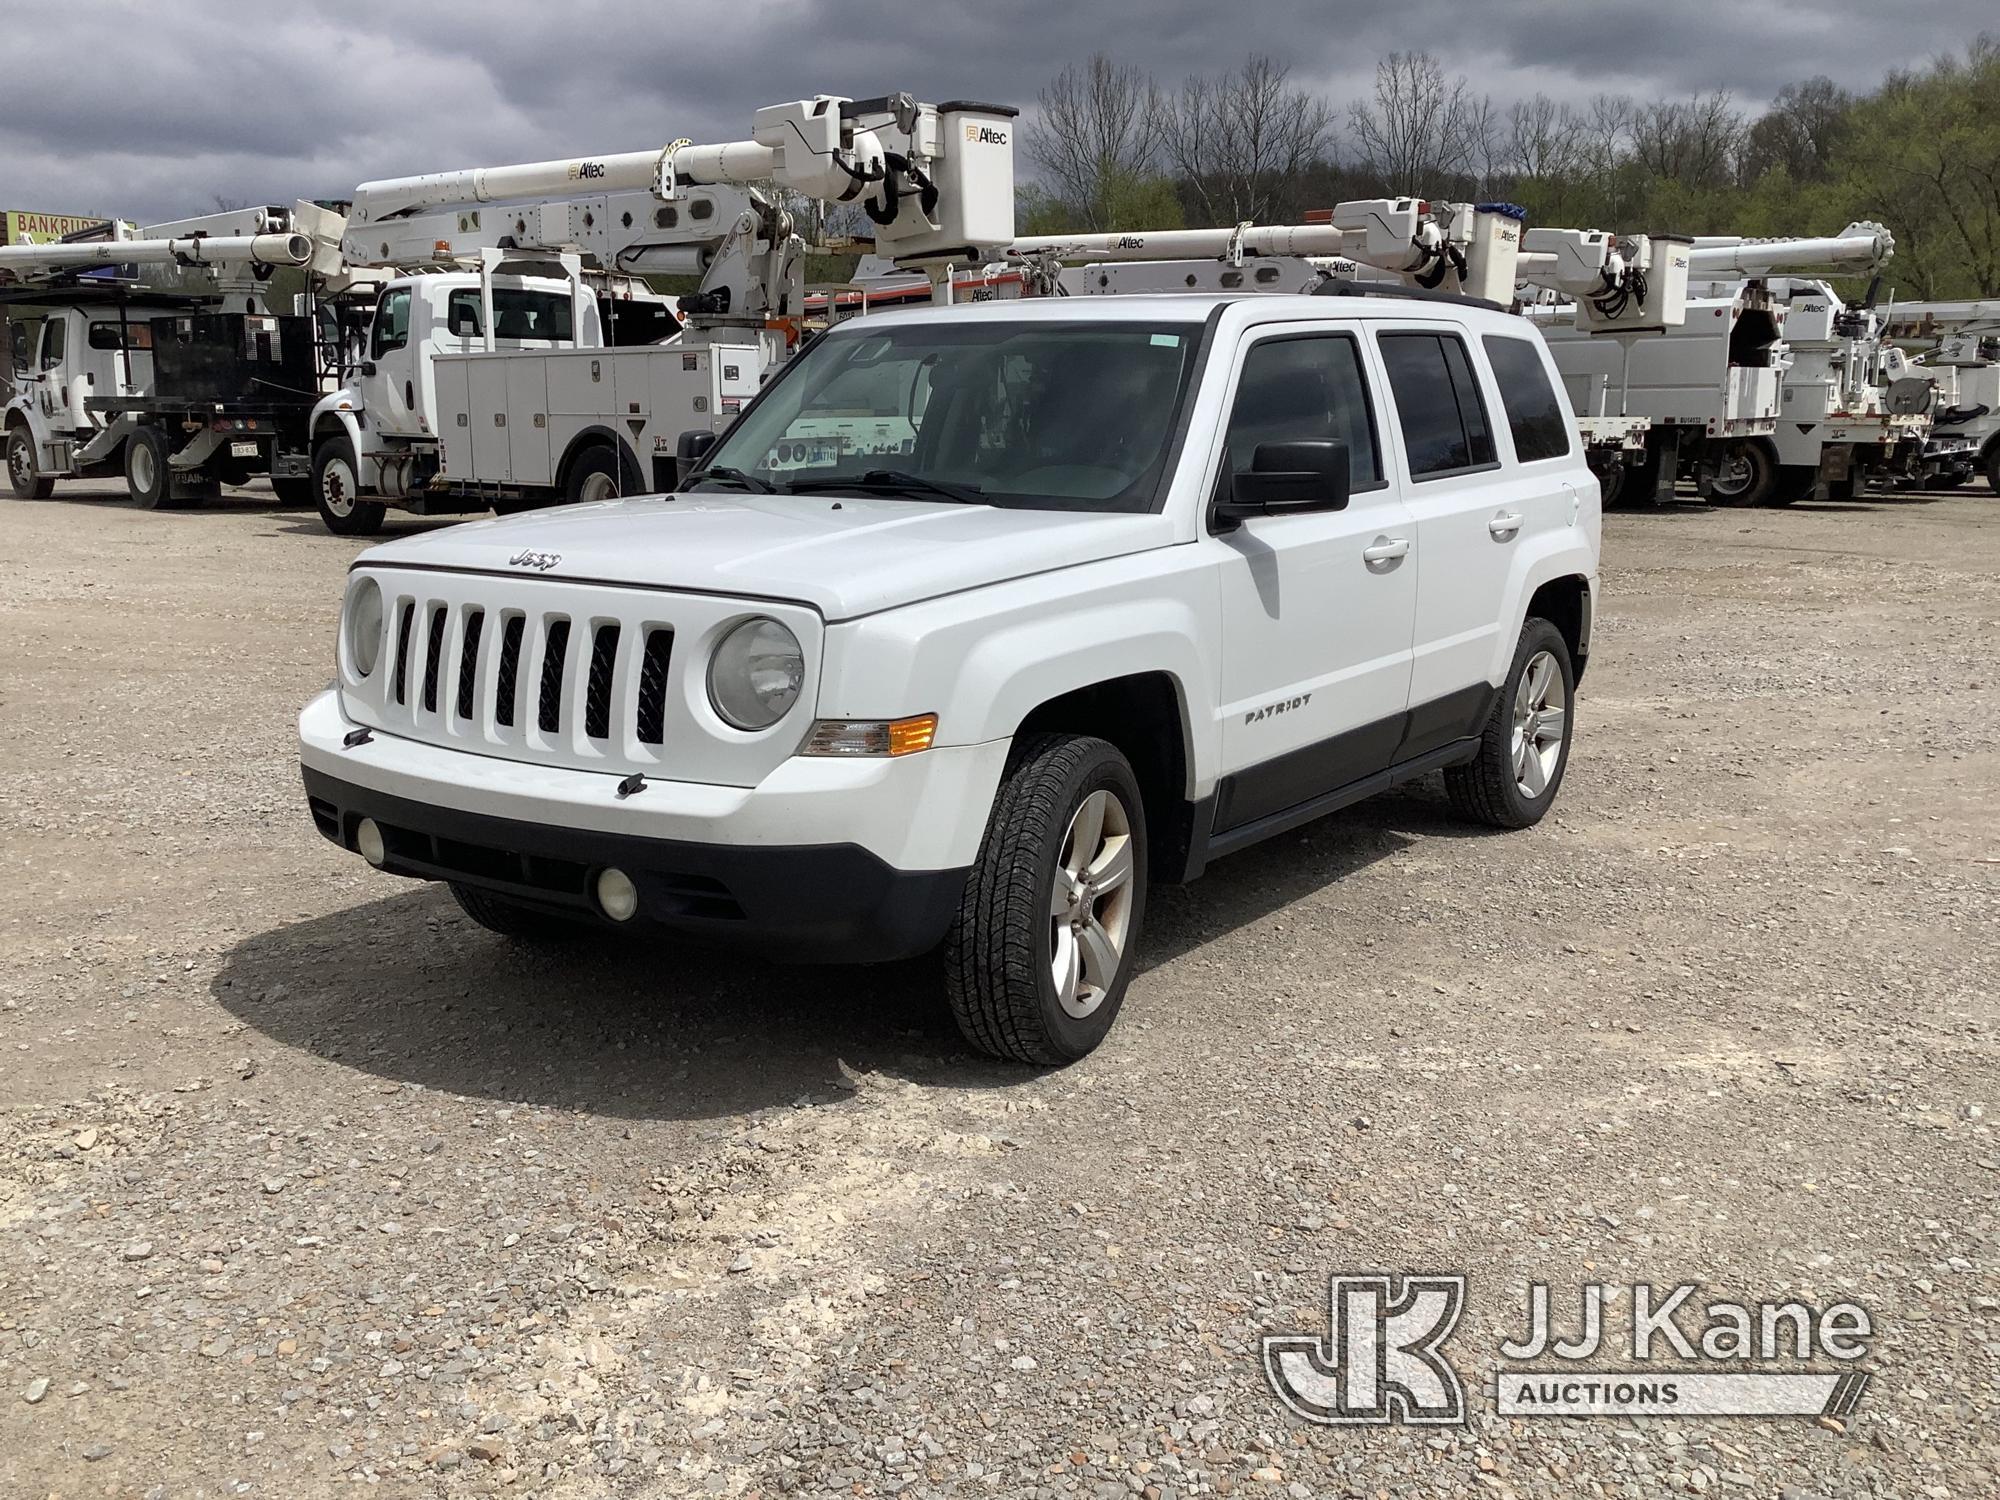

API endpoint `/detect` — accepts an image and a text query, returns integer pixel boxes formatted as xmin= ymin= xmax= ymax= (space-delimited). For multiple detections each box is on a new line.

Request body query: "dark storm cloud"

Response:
xmin=2 ymin=0 xmax=1986 ymax=222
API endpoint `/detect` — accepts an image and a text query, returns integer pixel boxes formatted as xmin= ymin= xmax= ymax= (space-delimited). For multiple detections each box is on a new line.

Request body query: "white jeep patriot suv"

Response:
xmin=300 ymin=290 xmax=1599 ymax=1064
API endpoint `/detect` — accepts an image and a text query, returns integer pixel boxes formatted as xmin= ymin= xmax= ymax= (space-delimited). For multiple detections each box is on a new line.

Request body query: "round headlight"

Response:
xmin=346 ymin=577 xmax=384 ymax=678
xmin=707 ymin=616 xmax=803 ymax=730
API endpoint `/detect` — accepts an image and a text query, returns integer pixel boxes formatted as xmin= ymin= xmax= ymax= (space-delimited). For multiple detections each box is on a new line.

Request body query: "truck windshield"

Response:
xmin=693 ymin=319 xmax=1205 ymax=512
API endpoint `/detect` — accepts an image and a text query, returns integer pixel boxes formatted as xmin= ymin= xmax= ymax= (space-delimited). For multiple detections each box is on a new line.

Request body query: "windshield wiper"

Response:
xmin=818 ymin=469 xmax=987 ymax=505
xmin=691 ymin=465 xmax=777 ymax=494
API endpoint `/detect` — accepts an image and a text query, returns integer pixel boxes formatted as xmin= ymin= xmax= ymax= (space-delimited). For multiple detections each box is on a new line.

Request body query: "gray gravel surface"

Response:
xmin=1 ymin=482 xmax=1996 ymax=1498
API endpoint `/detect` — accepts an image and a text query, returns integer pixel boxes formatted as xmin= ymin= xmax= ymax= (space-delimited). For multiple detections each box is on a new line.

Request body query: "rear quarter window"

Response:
xmin=1482 ymin=335 xmax=1573 ymax=462
xmin=1378 ymin=330 xmax=1497 ymax=478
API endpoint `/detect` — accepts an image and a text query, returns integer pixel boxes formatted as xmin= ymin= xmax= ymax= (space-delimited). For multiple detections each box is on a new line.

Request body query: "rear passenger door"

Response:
xmin=1377 ymin=326 xmax=1575 ymax=727
xmin=1211 ymin=328 xmax=1417 ymax=835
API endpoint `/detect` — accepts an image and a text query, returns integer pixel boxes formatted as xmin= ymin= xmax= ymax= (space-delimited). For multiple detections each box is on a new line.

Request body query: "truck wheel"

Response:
xmin=945 ymin=734 xmax=1147 ymax=1066
xmin=124 ymin=426 xmax=175 ymax=509
xmin=1593 ymin=459 xmax=1626 ymax=510
xmin=269 ymin=476 xmax=314 ymax=509
xmin=6 ymin=426 xmax=54 ymax=499
xmin=1769 ymin=464 xmax=1816 ymax=506
xmin=563 ymin=445 xmax=622 ymax=506
xmin=313 ymin=437 xmax=385 ymax=537
xmin=1985 ymin=446 xmax=2000 ymax=494
xmin=449 ymin=883 xmax=588 ymax=942
xmin=1444 ymin=618 xmax=1575 ymax=831
xmin=1708 ymin=441 xmax=1776 ymax=507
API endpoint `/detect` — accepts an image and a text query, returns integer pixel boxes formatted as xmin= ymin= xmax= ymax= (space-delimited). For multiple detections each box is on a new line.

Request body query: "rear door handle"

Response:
xmin=1488 ymin=510 xmax=1523 ymax=539
xmin=1362 ymin=537 xmax=1410 ymax=564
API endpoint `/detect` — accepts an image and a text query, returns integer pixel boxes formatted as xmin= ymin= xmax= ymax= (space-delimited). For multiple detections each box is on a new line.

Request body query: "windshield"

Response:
xmin=693 ymin=318 xmax=1204 ymax=512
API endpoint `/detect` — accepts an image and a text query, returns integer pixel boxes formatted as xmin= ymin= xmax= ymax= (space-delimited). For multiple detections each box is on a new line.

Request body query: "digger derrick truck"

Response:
xmin=307 ymin=92 xmax=1018 ymax=536
xmin=1 ymin=213 xmax=322 ymax=506
xmin=1883 ymin=300 xmax=2000 ymax=492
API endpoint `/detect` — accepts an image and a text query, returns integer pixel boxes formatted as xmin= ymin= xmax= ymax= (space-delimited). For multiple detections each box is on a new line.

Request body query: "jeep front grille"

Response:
xmin=340 ymin=568 xmax=816 ymax=786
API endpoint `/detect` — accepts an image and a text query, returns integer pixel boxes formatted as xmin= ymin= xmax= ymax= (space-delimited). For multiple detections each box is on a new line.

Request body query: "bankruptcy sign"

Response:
xmin=2 ymin=210 xmax=117 ymax=245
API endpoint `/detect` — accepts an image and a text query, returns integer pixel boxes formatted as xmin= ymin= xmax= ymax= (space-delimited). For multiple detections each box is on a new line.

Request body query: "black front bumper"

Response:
xmin=302 ymin=766 xmax=967 ymax=963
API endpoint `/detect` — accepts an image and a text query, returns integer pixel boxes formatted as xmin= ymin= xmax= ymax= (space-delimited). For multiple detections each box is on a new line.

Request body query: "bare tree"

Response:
xmin=1155 ymin=55 xmax=1337 ymax=224
xmin=1025 ymin=54 xmax=1160 ymax=230
xmin=1630 ymin=91 xmax=1745 ymax=188
xmin=1576 ymin=93 xmax=1635 ymax=176
xmin=1741 ymin=76 xmax=1853 ymax=182
xmin=1504 ymin=94 xmax=1586 ymax=181
xmin=1347 ymin=52 xmax=1491 ymax=191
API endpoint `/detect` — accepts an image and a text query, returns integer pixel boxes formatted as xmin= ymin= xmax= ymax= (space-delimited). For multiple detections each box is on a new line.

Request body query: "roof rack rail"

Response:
xmin=1311 ymin=277 xmax=1506 ymax=313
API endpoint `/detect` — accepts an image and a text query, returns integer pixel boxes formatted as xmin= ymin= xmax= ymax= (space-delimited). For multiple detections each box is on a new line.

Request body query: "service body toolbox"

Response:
xmin=433 ymin=341 xmax=761 ymax=500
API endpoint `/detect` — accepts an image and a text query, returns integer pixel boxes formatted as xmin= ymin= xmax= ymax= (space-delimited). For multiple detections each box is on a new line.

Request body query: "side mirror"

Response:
xmin=359 ymin=360 xmax=377 ymax=378
xmin=675 ymin=429 xmax=717 ymax=486
xmin=1215 ymin=440 xmax=1351 ymax=526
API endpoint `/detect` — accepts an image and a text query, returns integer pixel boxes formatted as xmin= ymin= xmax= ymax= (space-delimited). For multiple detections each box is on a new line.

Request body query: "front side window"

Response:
xmin=1379 ymin=331 xmax=1498 ymax=478
xmin=371 ymin=288 xmax=411 ymax=359
xmin=1482 ymin=335 xmax=1572 ymax=462
xmin=1223 ymin=333 xmax=1383 ymax=489
xmin=444 ymin=287 xmax=576 ymax=343
xmin=694 ymin=319 xmax=1205 ymax=514
xmin=41 ymin=318 xmax=65 ymax=369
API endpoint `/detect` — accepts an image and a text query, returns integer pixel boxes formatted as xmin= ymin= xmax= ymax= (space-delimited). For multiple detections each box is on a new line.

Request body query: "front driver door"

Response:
xmin=1211 ymin=328 xmax=1417 ymax=837
xmin=362 ymin=285 xmax=419 ymax=437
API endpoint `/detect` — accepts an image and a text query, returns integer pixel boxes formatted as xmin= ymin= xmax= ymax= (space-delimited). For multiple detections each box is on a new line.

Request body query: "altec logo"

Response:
xmin=964 ymin=124 xmax=1009 ymax=145
xmin=568 ymin=161 xmax=609 ymax=181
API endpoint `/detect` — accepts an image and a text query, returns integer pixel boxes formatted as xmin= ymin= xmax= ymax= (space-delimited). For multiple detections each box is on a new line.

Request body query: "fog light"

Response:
xmin=355 ymin=817 xmax=386 ymax=867
xmin=596 ymin=867 xmax=639 ymax=922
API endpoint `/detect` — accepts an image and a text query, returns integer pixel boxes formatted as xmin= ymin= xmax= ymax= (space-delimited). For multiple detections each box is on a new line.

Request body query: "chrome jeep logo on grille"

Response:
xmin=507 ymin=550 xmax=561 ymax=572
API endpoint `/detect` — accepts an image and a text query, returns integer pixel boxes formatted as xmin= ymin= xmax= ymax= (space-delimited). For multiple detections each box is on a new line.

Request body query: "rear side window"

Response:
xmin=1224 ymin=334 xmax=1383 ymax=489
xmin=1482 ymin=335 xmax=1573 ymax=461
xmin=1379 ymin=331 xmax=1497 ymax=478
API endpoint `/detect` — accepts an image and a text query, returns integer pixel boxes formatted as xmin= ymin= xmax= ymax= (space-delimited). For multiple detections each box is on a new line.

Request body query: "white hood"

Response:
xmin=359 ymin=493 xmax=1178 ymax=620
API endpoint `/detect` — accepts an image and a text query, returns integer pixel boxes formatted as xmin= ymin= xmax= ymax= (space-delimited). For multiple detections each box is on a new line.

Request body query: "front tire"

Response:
xmin=7 ymin=425 xmax=54 ymax=499
xmin=1444 ymin=619 xmax=1576 ymax=830
xmin=946 ymin=735 xmax=1147 ymax=1066
xmin=449 ymin=884 xmax=588 ymax=942
xmin=312 ymin=437 xmax=385 ymax=537
xmin=1984 ymin=446 xmax=2000 ymax=494
xmin=269 ymin=475 xmax=314 ymax=509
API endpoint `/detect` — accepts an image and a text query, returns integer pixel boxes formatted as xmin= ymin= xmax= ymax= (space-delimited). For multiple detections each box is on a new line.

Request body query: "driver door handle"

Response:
xmin=1488 ymin=510 xmax=1523 ymax=539
xmin=1362 ymin=537 xmax=1410 ymax=564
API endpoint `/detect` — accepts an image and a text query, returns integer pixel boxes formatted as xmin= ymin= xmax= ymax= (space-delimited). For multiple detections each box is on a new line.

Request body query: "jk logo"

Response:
xmin=1263 ymin=1274 xmax=1467 ymax=1425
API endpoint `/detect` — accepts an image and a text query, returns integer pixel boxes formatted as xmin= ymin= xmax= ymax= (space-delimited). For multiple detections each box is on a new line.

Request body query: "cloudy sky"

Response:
xmin=5 ymin=0 xmax=1987 ymax=223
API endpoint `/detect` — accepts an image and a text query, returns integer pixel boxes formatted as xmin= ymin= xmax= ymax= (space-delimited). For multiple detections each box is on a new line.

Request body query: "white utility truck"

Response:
xmin=1887 ymin=300 xmax=2000 ymax=491
xmin=1 ymin=213 xmax=321 ymax=504
xmin=299 ymin=289 xmax=1600 ymax=1064
xmin=307 ymin=92 xmax=1018 ymax=535
xmin=1535 ymin=223 xmax=1913 ymax=506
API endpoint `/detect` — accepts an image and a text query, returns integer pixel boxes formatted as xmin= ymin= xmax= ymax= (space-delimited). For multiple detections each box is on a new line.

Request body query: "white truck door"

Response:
xmin=1212 ymin=328 xmax=1417 ymax=831
xmin=467 ymin=359 xmax=510 ymax=480
xmin=506 ymin=357 xmax=550 ymax=485
xmin=361 ymin=285 xmax=422 ymax=437
xmin=1376 ymin=326 xmax=1539 ymax=708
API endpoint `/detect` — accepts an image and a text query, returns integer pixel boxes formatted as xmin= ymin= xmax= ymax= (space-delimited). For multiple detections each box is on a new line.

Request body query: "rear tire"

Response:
xmin=1593 ymin=459 xmax=1626 ymax=510
xmin=449 ymin=883 xmax=588 ymax=942
xmin=1708 ymin=440 xmax=1777 ymax=507
xmin=945 ymin=734 xmax=1147 ymax=1066
xmin=6 ymin=425 xmax=53 ymax=499
xmin=124 ymin=426 xmax=174 ymax=509
xmin=563 ymin=444 xmax=622 ymax=506
xmin=1444 ymin=618 xmax=1576 ymax=831
xmin=1769 ymin=464 xmax=1816 ymax=507
xmin=1984 ymin=446 xmax=2000 ymax=494
xmin=312 ymin=436 xmax=385 ymax=537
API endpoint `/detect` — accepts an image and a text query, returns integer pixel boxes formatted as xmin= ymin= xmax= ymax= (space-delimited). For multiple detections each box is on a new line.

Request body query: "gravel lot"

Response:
xmin=1 ymin=481 xmax=1995 ymax=1499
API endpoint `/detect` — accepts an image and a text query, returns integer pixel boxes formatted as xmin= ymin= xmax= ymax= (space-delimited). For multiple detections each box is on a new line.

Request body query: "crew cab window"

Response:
xmin=1378 ymin=331 xmax=1497 ymax=478
xmin=371 ymin=288 xmax=411 ymax=358
xmin=445 ymin=288 xmax=576 ymax=343
xmin=88 ymin=321 xmax=154 ymax=352
xmin=694 ymin=319 xmax=1205 ymax=513
xmin=1224 ymin=334 xmax=1383 ymax=489
xmin=1481 ymin=335 xmax=1572 ymax=462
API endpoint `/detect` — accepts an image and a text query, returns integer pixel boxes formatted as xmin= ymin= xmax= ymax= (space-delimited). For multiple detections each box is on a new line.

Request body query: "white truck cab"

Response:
xmin=308 ymin=266 xmax=601 ymax=533
xmin=300 ymin=289 xmax=1600 ymax=1064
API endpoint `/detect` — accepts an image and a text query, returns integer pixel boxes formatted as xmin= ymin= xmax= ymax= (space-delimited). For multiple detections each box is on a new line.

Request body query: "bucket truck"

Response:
xmin=1 ymin=215 xmax=324 ymax=506
xmin=304 ymin=92 xmax=1018 ymax=535
xmin=1533 ymin=222 xmax=1911 ymax=507
xmin=1883 ymin=300 xmax=2000 ymax=491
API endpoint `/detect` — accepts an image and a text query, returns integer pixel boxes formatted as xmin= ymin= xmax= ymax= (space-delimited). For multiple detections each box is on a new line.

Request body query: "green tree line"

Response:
xmin=1022 ymin=40 xmax=2000 ymax=299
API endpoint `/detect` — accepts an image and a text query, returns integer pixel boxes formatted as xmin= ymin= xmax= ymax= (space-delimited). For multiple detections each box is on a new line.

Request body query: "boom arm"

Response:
xmin=0 ymin=232 xmax=313 ymax=285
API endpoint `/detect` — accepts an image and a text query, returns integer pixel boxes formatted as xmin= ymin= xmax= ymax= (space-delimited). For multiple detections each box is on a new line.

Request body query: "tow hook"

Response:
xmin=342 ymin=727 xmax=374 ymax=749
xmin=616 ymin=773 xmax=646 ymax=799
